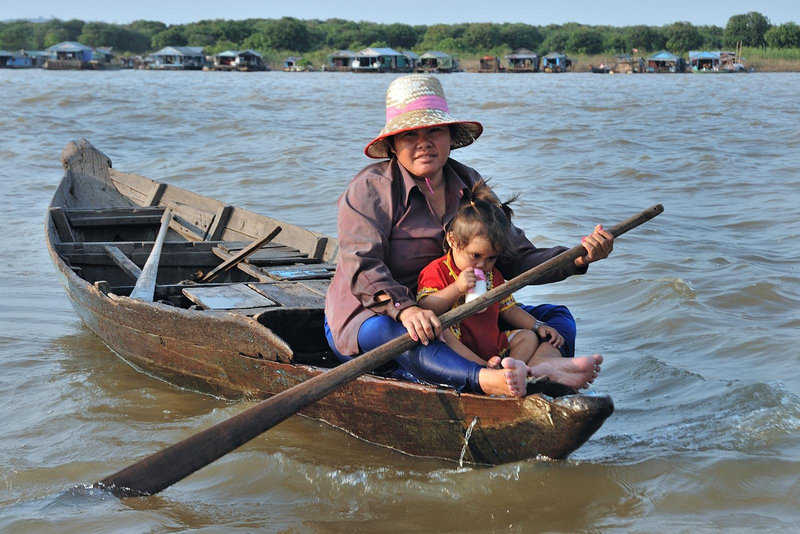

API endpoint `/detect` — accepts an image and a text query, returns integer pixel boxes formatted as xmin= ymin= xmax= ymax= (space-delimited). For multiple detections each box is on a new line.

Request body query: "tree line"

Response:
xmin=1 ymin=12 xmax=798 ymax=57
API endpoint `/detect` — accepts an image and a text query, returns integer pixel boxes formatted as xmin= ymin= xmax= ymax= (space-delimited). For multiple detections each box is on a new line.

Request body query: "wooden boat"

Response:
xmin=46 ymin=139 xmax=614 ymax=465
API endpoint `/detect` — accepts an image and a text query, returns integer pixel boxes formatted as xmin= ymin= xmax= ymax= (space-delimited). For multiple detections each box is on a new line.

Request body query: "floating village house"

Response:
xmin=418 ymin=51 xmax=454 ymax=73
xmin=611 ymin=54 xmax=644 ymax=73
xmin=150 ymin=46 xmax=206 ymax=70
xmin=283 ymin=56 xmax=312 ymax=71
xmin=479 ymin=56 xmax=504 ymax=72
xmin=92 ymin=47 xmax=120 ymax=69
xmin=0 ymin=50 xmax=14 ymax=68
xmin=326 ymin=50 xmax=354 ymax=71
xmin=209 ymin=49 xmax=268 ymax=71
xmin=688 ymin=50 xmax=743 ymax=72
xmin=505 ymin=48 xmax=539 ymax=72
xmin=647 ymin=50 xmax=686 ymax=73
xmin=44 ymin=41 xmax=93 ymax=69
xmin=542 ymin=52 xmax=571 ymax=72
xmin=351 ymin=47 xmax=410 ymax=73
xmin=402 ymin=50 xmax=419 ymax=70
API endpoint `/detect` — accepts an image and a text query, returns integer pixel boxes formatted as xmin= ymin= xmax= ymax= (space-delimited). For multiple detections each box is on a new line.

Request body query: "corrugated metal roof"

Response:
xmin=46 ymin=41 xmax=92 ymax=52
xmin=420 ymin=51 xmax=451 ymax=59
xmin=402 ymin=50 xmax=419 ymax=59
xmin=689 ymin=51 xmax=720 ymax=60
xmin=544 ymin=52 xmax=567 ymax=59
xmin=506 ymin=48 xmax=537 ymax=59
xmin=356 ymin=47 xmax=403 ymax=57
xmin=648 ymin=50 xmax=681 ymax=61
xmin=152 ymin=46 xmax=204 ymax=56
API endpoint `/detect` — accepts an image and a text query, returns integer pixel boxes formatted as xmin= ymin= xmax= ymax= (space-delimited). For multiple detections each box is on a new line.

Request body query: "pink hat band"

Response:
xmin=386 ymin=95 xmax=449 ymax=122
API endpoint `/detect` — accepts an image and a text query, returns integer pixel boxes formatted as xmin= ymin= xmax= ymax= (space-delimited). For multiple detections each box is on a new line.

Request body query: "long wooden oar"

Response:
xmin=97 ymin=204 xmax=663 ymax=496
xmin=129 ymin=208 xmax=172 ymax=301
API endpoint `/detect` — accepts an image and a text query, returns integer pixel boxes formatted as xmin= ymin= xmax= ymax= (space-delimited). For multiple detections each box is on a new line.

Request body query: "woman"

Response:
xmin=324 ymin=74 xmax=612 ymax=396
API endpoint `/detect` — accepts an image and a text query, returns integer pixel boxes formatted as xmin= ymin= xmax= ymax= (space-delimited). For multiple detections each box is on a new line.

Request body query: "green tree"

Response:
xmin=541 ymin=28 xmax=570 ymax=53
xmin=151 ymin=26 xmax=187 ymax=49
xmin=697 ymin=25 xmax=724 ymax=49
xmin=603 ymin=31 xmax=628 ymax=53
xmin=462 ymin=23 xmax=501 ymax=52
xmin=0 ymin=22 xmax=36 ymax=50
xmin=499 ymin=23 xmax=542 ymax=50
xmin=566 ymin=26 xmax=603 ymax=54
xmin=127 ymin=20 xmax=167 ymax=39
xmin=626 ymin=24 xmax=666 ymax=52
xmin=384 ymin=23 xmax=420 ymax=49
xmin=724 ymin=12 xmax=771 ymax=48
xmin=764 ymin=22 xmax=800 ymax=48
xmin=419 ymin=23 xmax=466 ymax=51
xmin=664 ymin=21 xmax=702 ymax=53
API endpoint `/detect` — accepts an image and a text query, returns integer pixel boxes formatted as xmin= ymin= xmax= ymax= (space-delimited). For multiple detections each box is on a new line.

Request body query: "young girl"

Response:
xmin=417 ymin=180 xmax=564 ymax=371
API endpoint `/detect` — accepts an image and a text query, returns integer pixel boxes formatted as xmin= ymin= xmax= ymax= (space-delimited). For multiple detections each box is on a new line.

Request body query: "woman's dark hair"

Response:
xmin=446 ymin=180 xmax=518 ymax=256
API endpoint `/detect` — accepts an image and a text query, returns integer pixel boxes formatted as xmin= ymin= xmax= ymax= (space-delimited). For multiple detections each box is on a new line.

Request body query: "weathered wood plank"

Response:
xmin=182 ymin=284 xmax=278 ymax=310
xmin=69 ymin=214 xmax=165 ymax=226
xmin=249 ymin=282 xmax=325 ymax=308
xmin=206 ymin=205 xmax=233 ymax=242
xmin=263 ymin=265 xmax=336 ymax=280
xmin=144 ymin=182 xmax=166 ymax=207
xmin=49 ymin=207 xmax=75 ymax=242
xmin=298 ymin=279 xmax=331 ymax=296
xmin=200 ymin=227 xmax=282 ymax=283
xmin=61 ymin=250 xmax=217 ymax=267
xmin=104 ymin=245 xmax=142 ymax=281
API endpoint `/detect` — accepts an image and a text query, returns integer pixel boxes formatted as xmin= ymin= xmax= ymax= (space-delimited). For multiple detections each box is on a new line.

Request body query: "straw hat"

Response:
xmin=364 ymin=74 xmax=483 ymax=159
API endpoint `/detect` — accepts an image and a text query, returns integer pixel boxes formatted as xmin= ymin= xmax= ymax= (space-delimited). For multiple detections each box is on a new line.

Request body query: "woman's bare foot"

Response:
xmin=529 ymin=354 xmax=603 ymax=389
xmin=478 ymin=357 xmax=527 ymax=397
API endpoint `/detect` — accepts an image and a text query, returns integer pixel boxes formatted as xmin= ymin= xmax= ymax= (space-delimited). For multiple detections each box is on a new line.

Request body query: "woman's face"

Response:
xmin=391 ymin=126 xmax=451 ymax=180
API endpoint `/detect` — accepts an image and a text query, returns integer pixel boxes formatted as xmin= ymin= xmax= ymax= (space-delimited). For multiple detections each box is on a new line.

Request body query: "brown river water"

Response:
xmin=0 ymin=69 xmax=798 ymax=532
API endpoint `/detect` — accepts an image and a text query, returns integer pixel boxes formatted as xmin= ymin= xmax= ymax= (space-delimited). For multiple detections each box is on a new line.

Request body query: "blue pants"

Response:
xmin=324 ymin=304 xmax=575 ymax=394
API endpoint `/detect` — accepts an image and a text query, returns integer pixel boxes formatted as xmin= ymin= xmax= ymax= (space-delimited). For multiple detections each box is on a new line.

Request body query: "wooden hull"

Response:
xmin=46 ymin=139 xmax=613 ymax=464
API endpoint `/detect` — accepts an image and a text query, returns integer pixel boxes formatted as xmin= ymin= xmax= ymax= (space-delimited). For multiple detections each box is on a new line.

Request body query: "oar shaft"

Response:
xmin=129 ymin=209 xmax=172 ymax=301
xmin=99 ymin=203 xmax=663 ymax=496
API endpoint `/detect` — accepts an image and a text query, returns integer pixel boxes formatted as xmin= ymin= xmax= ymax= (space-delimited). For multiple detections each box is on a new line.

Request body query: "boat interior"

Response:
xmin=50 ymin=204 xmax=339 ymax=365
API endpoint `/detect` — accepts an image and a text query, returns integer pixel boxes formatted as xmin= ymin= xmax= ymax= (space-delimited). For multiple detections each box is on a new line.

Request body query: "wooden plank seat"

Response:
xmin=65 ymin=206 xmax=166 ymax=227
xmin=182 ymin=284 xmax=279 ymax=311
xmin=262 ymin=264 xmax=336 ymax=280
xmin=180 ymin=281 xmax=327 ymax=315
xmin=249 ymin=282 xmax=326 ymax=308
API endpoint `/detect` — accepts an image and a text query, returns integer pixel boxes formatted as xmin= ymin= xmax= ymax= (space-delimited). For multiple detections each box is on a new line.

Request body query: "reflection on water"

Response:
xmin=0 ymin=69 xmax=799 ymax=530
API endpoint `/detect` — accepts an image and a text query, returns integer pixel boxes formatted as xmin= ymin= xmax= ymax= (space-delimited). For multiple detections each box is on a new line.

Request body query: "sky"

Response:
xmin=4 ymin=0 xmax=799 ymax=28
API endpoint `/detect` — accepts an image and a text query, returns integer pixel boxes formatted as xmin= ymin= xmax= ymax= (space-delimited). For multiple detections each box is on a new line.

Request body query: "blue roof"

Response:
xmin=648 ymin=50 xmax=681 ymax=61
xmin=47 ymin=41 xmax=92 ymax=52
xmin=356 ymin=47 xmax=403 ymax=57
xmin=152 ymin=46 xmax=204 ymax=56
xmin=689 ymin=51 xmax=720 ymax=60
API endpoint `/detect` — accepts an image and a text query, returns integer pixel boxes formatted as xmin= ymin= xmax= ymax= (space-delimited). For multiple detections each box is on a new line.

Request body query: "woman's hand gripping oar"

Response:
xmin=96 ymin=204 xmax=664 ymax=497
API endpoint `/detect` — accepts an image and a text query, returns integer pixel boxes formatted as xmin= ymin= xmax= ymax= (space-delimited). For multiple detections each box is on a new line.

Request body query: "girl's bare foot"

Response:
xmin=478 ymin=357 xmax=527 ymax=397
xmin=529 ymin=354 xmax=603 ymax=389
